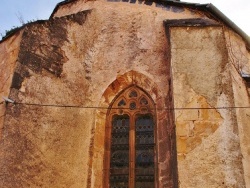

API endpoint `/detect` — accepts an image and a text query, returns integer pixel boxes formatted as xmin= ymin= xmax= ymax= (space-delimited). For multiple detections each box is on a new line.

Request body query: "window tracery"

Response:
xmin=104 ymin=86 xmax=156 ymax=188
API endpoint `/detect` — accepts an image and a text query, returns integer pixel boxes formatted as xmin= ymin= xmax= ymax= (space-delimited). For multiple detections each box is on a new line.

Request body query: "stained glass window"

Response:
xmin=110 ymin=115 xmax=129 ymax=188
xmin=118 ymin=99 xmax=126 ymax=107
xmin=106 ymin=87 xmax=155 ymax=188
xmin=135 ymin=116 xmax=155 ymax=188
xmin=129 ymin=90 xmax=138 ymax=98
xmin=140 ymin=97 xmax=148 ymax=105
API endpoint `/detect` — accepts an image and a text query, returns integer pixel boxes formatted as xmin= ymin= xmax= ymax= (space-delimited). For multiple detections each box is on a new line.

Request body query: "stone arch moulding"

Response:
xmin=88 ymin=70 xmax=178 ymax=188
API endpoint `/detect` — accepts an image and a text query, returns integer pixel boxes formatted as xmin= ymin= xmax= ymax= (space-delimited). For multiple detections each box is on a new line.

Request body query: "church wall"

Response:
xmin=224 ymin=29 xmax=250 ymax=75
xmin=0 ymin=0 xmax=249 ymax=187
xmin=57 ymin=4 xmax=180 ymax=187
xmin=52 ymin=0 xmax=206 ymax=21
xmin=171 ymin=26 xmax=245 ymax=187
xmin=0 ymin=3 xmax=184 ymax=187
xmin=90 ymin=71 xmax=177 ymax=187
xmin=0 ymin=12 xmax=93 ymax=188
xmin=231 ymin=65 xmax=250 ymax=187
xmin=224 ymin=29 xmax=250 ymax=187
xmin=0 ymin=31 xmax=23 ymax=138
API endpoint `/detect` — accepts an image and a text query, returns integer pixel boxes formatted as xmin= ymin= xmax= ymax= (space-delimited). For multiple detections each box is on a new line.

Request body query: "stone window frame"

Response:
xmin=103 ymin=86 xmax=157 ymax=188
xmin=89 ymin=71 xmax=178 ymax=188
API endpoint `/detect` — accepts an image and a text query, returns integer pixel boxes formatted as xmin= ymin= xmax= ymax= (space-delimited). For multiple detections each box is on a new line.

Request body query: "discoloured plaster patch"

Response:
xmin=18 ymin=10 xmax=90 ymax=78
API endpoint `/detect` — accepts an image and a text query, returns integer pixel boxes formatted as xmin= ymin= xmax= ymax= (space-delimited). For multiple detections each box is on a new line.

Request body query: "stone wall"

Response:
xmin=0 ymin=0 xmax=249 ymax=187
xmin=0 ymin=31 xmax=23 ymax=138
xmin=231 ymin=66 xmax=250 ymax=187
xmin=0 ymin=11 xmax=93 ymax=188
xmin=91 ymin=71 xmax=177 ymax=187
xmin=224 ymin=29 xmax=250 ymax=75
xmin=171 ymin=26 xmax=245 ymax=187
xmin=52 ymin=0 xmax=206 ymax=20
xmin=225 ymin=29 xmax=250 ymax=187
xmin=0 ymin=2 xmax=181 ymax=187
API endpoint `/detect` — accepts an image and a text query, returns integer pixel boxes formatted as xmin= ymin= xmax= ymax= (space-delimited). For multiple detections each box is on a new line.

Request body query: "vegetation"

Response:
xmin=1 ymin=12 xmax=37 ymax=40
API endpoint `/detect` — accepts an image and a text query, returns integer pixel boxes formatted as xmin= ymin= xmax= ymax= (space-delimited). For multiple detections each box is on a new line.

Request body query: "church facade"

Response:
xmin=0 ymin=0 xmax=250 ymax=187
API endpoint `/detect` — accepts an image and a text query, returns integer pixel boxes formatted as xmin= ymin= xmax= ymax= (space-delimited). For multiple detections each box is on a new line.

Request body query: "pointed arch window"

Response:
xmin=104 ymin=86 xmax=156 ymax=188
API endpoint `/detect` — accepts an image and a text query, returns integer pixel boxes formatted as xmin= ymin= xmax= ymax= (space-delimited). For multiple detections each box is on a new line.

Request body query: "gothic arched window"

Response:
xmin=103 ymin=86 xmax=156 ymax=188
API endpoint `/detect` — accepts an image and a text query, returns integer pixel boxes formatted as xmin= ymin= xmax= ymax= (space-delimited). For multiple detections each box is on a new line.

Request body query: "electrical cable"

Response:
xmin=8 ymin=101 xmax=250 ymax=110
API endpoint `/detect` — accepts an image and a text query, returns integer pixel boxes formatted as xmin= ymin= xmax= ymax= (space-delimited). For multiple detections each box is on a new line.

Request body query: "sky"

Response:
xmin=0 ymin=0 xmax=249 ymax=37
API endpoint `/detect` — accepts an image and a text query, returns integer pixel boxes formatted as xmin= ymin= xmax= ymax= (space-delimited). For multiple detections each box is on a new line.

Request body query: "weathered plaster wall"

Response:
xmin=0 ymin=0 xmax=248 ymax=187
xmin=0 ymin=12 xmax=93 ymax=188
xmin=91 ymin=71 xmax=177 ymax=187
xmin=53 ymin=3 xmax=184 ymax=186
xmin=231 ymin=66 xmax=250 ymax=187
xmin=52 ymin=0 xmax=206 ymax=21
xmin=0 ymin=1 xmax=194 ymax=187
xmin=55 ymin=2 xmax=210 ymax=186
xmin=171 ymin=26 xmax=245 ymax=187
xmin=0 ymin=31 xmax=23 ymax=138
xmin=224 ymin=29 xmax=250 ymax=75
xmin=225 ymin=29 xmax=250 ymax=187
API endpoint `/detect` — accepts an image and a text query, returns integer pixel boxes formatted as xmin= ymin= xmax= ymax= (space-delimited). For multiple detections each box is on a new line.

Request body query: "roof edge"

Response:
xmin=205 ymin=3 xmax=250 ymax=50
xmin=49 ymin=0 xmax=249 ymax=49
xmin=50 ymin=0 xmax=78 ymax=19
xmin=0 ymin=20 xmax=47 ymax=44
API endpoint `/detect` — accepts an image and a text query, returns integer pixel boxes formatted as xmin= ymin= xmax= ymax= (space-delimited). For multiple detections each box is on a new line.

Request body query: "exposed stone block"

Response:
xmin=176 ymin=121 xmax=192 ymax=137
xmin=177 ymin=136 xmax=187 ymax=153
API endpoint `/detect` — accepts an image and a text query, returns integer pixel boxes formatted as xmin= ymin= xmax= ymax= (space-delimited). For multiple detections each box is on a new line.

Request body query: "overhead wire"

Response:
xmin=1 ymin=101 xmax=250 ymax=110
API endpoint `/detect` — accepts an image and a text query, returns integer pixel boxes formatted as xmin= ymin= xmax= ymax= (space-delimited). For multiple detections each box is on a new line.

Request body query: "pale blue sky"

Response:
xmin=0 ymin=0 xmax=249 ymax=37
xmin=0 ymin=0 xmax=61 ymax=36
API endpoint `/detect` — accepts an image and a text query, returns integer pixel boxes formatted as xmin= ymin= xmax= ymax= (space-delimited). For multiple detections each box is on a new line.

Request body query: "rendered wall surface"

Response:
xmin=171 ymin=26 xmax=245 ymax=187
xmin=0 ymin=31 xmax=23 ymax=138
xmin=0 ymin=12 xmax=93 ymax=188
xmin=0 ymin=0 xmax=249 ymax=187
xmin=224 ymin=30 xmax=250 ymax=75
xmin=231 ymin=66 xmax=250 ymax=187
xmin=225 ymin=29 xmax=250 ymax=187
xmin=0 ymin=2 xmax=191 ymax=187
xmin=52 ymin=0 xmax=207 ymax=20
